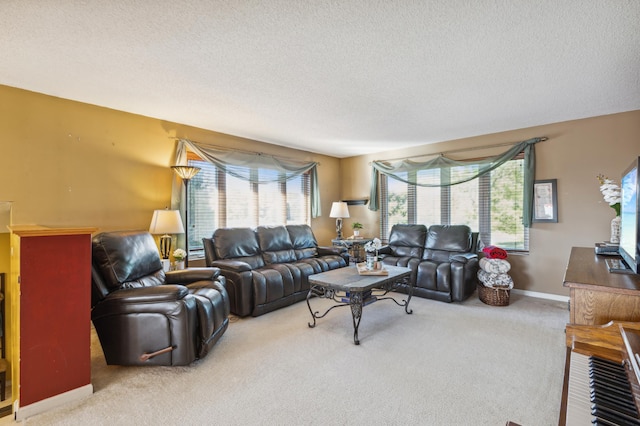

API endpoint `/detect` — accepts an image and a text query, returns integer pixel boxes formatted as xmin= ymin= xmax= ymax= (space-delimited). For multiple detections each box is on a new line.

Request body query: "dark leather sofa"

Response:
xmin=91 ymin=230 xmax=230 ymax=366
xmin=203 ymin=224 xmax=348 ymax=317
xmin=379 ymin=224 xmax=479 ymax=302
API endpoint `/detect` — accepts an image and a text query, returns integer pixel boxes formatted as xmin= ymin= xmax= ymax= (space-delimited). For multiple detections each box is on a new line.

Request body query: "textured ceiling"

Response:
xmin=1 ymin=1 xmax=639 ymax=158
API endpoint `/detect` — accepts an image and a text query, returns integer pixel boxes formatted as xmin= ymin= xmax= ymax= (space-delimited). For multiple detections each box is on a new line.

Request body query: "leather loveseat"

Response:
xmin=91 ymin=230 xmax=230 ymax=366
xmin=378 ymin=224 xmax=479 ymax=302
xmin=203 ymin=224 xmax=348 ymax=317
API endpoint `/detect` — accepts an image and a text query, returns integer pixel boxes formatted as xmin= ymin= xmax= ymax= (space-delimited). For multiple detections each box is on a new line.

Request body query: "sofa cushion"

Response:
xmin=388 ymin=224 xmax=427 ymax=258
xmin=256 ymin=226 xmax=297 ymax=264
xmin=425 ymin=225 xmax=472 ymax=251
xmin=287 ymin=224 xmax=319 ymax=259
xmin=253 ymin=264 xmax=296 ymax=303
xmin=213 ymin=227 xmax=265 ymax=269
xmin=423 ymin=225 xmax=473 ymax=262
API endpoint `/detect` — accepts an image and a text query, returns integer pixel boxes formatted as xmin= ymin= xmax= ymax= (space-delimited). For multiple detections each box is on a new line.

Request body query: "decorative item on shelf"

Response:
xmin=352 ymin=222 xmax=363 ymax=237
xmin=364 ymin=238 xmax=382 ymax=271
xmin=172 ymin=165 xmax=201 ymax=267
xmin=610 ymin=216 xmax=622 ymax=245
xmin=342 ymin=199 xmax=369 ymax=206
xmin=329 ymin=201 xmax=350 ymax=240
xmin=597 ymin=174 xmax=622 ymax=244
xmin=149 ymin=209 xmax=185 ymax=272
xmin=477 ymin=246 xmax=512 ymax=306
xmin=173 ymin=248 xmax=186 ymax=270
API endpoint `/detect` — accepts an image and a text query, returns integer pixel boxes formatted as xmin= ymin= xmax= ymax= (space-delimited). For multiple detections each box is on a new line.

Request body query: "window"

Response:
xmin=187 ymin=158 xmax=310 ymax=255
xmin=380 ymin=157 xmax=529 ymax=251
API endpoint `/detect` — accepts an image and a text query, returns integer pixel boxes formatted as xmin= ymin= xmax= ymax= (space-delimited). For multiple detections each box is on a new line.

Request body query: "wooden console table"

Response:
xmin=563 ymin=246 xmax=640 ymax=325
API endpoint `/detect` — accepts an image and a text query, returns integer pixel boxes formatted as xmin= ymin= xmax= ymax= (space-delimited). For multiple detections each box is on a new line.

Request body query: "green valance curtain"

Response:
xmin=368 ymin=137 xmax=544 ymax=227
xmin=174 ymin=138 xmax=322 ymax=217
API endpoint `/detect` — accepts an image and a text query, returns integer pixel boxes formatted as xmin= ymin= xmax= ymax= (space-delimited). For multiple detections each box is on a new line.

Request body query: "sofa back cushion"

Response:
xmin=92 ymin=230 xmax=164 ymax=292
xmin=256 ymin=226 xmax=297 ymax=265
xmin=423 ymin=225 xmax=473 ymax=261
xmin=287 ymin=224 xmax=318 ymax=259
xmin=388 ymin=224 xmax=427 ymax=258
xmin=213 ymin=227 xmax=265 ymax=269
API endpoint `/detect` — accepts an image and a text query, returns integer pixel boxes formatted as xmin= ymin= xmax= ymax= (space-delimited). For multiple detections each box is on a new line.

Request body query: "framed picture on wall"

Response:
xmin=533 ymin=179 xmax=558 ymax=223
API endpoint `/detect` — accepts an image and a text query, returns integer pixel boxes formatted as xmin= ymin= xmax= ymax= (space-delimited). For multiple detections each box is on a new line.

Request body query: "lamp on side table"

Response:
xmin=329 ymin=201 xmax=350 ymax=240
xmin=149 ymin=209 xmax=185 ymax=271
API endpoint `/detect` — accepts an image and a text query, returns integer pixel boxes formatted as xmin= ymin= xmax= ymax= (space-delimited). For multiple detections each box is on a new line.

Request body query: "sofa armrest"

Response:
xmin=92 ymin=286 xmax=191 ymax=319
xmin=211 ymin=259 xmax=253 ymax=272
xmin=377 ymin=245 xmax=392 ymax=255
xmin=105 ymin=285 xmax=188 ymax=303
xmin=318 ymin=246 xmax=347 ymax=256
xmin=449 ymin=253 xmax=478 ymax=264
xmin=208 ymin=266 xmax=253 ymax=317
xmin=165 ymin=267 xmax=221 ymax=284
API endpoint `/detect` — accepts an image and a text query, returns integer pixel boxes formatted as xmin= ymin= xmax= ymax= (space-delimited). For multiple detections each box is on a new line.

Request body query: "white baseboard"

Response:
xmin=511 ymin=288 xmax=570 ymax=303
xmin=14 ymin=384 xmax=93 ymax=421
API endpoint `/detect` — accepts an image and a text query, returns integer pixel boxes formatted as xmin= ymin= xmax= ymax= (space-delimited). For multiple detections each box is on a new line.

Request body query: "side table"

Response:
xmin=332 ymin=238 xmax=372 ymax=264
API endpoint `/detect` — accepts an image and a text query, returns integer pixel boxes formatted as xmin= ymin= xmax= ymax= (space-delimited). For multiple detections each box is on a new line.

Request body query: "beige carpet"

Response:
xmin=21 ymin=292 xmax=568 ymax=425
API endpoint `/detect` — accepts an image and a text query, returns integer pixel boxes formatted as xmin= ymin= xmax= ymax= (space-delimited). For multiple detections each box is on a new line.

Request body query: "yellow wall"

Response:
xmin=340 ymin=110 xmax=640 ymax=297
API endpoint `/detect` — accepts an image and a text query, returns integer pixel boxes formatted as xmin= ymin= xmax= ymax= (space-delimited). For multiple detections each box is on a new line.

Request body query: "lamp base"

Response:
xmin=159 ymin=234 xmax=172 ymax=259
xmin=335 ymin=218 xmax=343 ymax=240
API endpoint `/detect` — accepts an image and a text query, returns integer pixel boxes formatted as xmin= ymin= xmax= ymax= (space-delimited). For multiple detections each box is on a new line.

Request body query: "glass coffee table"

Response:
xmin=306 ymin=265 xmax=413 ymax=345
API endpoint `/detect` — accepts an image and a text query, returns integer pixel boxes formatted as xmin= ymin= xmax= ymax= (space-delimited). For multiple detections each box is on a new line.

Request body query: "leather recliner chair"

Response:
xmin=91 ymin=230 xmax=230 ymax=366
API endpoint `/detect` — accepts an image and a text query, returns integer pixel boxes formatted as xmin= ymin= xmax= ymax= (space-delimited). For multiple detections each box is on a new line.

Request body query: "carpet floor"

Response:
xmin=21 ymin=292 xmax=568 ymax=425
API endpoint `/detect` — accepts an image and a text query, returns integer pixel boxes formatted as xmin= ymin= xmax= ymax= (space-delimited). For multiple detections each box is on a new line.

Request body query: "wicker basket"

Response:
xmin=478 ymin=283 xmax=510 ymax=306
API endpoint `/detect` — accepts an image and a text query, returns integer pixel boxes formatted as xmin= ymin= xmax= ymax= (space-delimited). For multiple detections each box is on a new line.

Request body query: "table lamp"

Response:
xmin=149 ymin=209 xmax=185 ymax=271
xmin=329 ymin=201 xmax=350 ymax=240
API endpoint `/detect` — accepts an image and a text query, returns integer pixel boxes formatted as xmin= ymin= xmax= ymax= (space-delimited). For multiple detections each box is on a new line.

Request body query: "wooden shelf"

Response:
xmin=342 ymin=199 xmax=368 ymax=206
xmin=564 ymin=247 xmax=640 ymax=325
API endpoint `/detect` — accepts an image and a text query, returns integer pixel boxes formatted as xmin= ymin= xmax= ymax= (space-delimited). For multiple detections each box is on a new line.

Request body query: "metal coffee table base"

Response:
xmin=306 ymin=266 xmax=413 ymax=345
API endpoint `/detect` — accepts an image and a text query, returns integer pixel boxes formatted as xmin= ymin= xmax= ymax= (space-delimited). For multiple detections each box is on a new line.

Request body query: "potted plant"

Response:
xmin=173 ymin=248 xmax=187 ymax=270
xmin=352 ymin=222 xmax=364 ymax=237
xmin=597 ymin=174 xmax=622 ymax=243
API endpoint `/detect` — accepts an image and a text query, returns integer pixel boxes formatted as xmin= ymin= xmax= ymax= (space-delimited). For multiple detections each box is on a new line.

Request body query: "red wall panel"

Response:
xmin=20 ymin=233 xmax=92 ymax=406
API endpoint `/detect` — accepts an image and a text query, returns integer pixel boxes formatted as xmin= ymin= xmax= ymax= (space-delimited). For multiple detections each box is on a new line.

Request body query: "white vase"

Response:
xmin=610 ymin=216 xmax=621 ymax=244
xmin=366 ymin=255 xmax=377 ymax=270
xmin=174 ymin=260 xmax=185 ymax=270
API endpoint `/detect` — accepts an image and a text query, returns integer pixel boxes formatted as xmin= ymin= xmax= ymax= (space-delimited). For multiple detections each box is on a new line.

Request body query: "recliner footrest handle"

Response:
xmin=139 ymin=345 xmax=175 ymax=362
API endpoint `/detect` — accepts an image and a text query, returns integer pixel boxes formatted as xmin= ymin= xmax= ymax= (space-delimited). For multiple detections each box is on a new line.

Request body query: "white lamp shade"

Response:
xmin=149 ymin=210 xmax=185 ymax=234
xmin=329 ymin=201 xmax=350 ymax=218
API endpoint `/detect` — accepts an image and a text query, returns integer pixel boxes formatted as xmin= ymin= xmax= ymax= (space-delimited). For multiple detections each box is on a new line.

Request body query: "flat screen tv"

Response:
xmin=619 ymin=156 xmax=640 ymax=274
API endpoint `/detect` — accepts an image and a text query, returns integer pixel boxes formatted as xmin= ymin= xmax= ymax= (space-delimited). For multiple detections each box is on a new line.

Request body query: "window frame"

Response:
xmin=185 ymin=153 xmax=311 ymax=256
xmin=379 ymin=155 xmax=529 ymax=252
